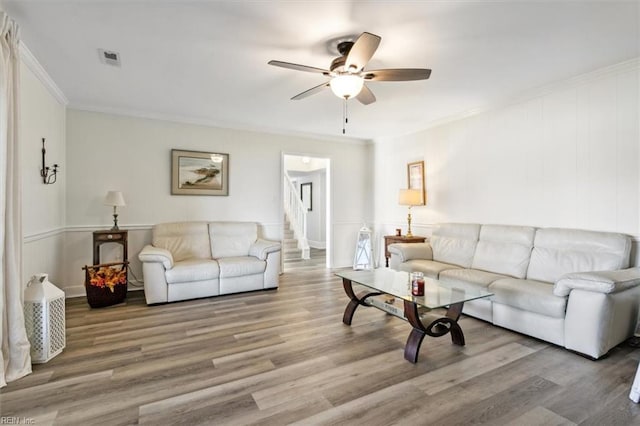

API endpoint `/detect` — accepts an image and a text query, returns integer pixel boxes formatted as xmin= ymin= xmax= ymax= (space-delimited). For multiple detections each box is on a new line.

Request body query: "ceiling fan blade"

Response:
xmin=364 ymin=68 xmax=431 ymax=81
xmin=268 ymin=60 xmax=329 ymax=75
xmin=291 ymin=82 xmax=330 ymax=100
xmin=345 ymin=32 xmax=381 ymax=72
xmin=356 ymin=84 xmax=376 ymax=105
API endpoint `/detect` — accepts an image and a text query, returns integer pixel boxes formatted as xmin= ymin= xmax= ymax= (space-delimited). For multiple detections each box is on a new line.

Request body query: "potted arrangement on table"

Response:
xmin=82 ymin=261 xmax=128 ymax=308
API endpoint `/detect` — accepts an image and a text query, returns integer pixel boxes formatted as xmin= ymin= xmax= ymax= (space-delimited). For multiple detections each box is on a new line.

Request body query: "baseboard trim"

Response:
xmin=64 ymin=281 xmax=144 ymax=299
xmin=308 ymin=240 xmax=327 ymax=249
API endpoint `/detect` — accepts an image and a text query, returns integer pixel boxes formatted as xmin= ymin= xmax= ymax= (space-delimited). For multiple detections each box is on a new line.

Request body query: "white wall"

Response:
xmin=373 ymin=59 xmax=640 ymax=265
xmin=63 ymin=110 xmax=372 ymax=295
xmin=20 ymin=58 xmax=66 ymax=288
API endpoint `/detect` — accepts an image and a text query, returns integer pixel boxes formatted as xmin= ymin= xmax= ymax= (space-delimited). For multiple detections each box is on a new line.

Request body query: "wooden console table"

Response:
xmin=383 ymin=235 xmax=426 ymax=267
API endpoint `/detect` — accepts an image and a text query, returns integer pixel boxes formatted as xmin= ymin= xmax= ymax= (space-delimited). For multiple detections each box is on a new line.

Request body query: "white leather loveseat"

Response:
xmin=138 ymin=222 xmax=281 ymax=305
xmin=389 ymin=223 xmax=640 ymax=359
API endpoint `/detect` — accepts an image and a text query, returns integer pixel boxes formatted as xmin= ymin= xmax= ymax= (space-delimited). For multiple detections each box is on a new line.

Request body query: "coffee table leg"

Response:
xmin=403 ymin=300 xmax=466 ymax=363
xmin=341 ymin=278 xmax=382 ymax=326
xmin=446 ymin=302 xmax=465 ymax=346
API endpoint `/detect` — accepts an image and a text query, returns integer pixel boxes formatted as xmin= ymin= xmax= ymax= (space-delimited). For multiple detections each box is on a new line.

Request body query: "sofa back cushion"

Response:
xmin=472 ymin=225 xmax=535 ymax=278
xmin=526 ymin=228 xmax=632 ymax=283
xmin=209 ymin=222 xmax=258 ymax=258
xmin=431 ymin=223 xmax=481 ymax=268
xmin=152 ymin=222 xmax=212 ymax=262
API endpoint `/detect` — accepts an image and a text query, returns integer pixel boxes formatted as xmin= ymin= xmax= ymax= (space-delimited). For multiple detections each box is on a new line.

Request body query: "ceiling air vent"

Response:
xmin=98 ymin=49 xmax=121 ymax=67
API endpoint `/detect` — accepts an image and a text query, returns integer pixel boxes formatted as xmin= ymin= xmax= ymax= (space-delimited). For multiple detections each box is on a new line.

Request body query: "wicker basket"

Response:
xmin=83 ymin=261 xmax=128 ymax=308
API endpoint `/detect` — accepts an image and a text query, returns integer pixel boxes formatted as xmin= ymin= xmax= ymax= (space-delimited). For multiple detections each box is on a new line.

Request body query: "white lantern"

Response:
xmin=24 ymin=273 xmax=66 ymax=363
xmin=353 ymin=224 xmax=375 ymax=270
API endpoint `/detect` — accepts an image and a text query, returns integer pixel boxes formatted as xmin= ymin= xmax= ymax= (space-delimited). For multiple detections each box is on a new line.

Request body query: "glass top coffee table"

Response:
xmin=335 ymin=268 xmax=493 ymax=363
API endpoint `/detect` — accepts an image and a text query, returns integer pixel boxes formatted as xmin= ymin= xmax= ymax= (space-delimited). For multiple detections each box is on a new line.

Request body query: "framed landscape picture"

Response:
xmin=171 ymin=149 xmax=229 ymax=196
xmin=407 ymin=160 xmax=426 ymax=205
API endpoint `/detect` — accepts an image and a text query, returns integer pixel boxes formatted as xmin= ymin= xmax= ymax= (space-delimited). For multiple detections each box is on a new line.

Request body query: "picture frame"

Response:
xmin=407 ymin=160 xmax=426 ymax=205
xmin=171 ymin=149 xmax=229 ymax=196
xmin=301 ymin=182 xmax=312 ymax=211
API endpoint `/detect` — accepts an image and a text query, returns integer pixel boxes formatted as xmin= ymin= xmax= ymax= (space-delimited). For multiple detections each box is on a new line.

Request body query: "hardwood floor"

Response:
xmin=283 ymin=248 xmax=326 ymax=272
xmin=2 ymin=266 xmax=640 ymax=425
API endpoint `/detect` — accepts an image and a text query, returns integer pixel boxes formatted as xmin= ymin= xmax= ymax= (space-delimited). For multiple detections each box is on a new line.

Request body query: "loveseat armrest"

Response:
xmin=388 ymin=242 xmax=433 ymax=262
xmin=138 ymin=245 xmax=174 ymax=270
xmin=249 ymin=239 xmax=281 ymax=261
xmin=554 ymin=267 xmax=640 ymax=297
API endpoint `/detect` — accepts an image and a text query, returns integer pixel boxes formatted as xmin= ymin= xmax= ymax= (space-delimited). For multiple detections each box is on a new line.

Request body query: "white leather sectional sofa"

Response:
xmin=389 ymin=223 xmax=640 ymax=359
xmin=138 ymin=221 xmax=281 ymax=305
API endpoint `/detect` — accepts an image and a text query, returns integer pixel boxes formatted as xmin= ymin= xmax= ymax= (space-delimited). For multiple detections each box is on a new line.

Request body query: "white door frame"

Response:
xmin=281 ymin=152 xmax=332 ymax=268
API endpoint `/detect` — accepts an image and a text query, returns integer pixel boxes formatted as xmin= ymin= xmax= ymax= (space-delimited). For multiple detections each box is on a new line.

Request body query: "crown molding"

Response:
xmin=19 ymin=42 xmax=68 ymax=106
xmin=373 ymin=57 xmax=640 ymax=144
xmin=68 ymin=104 xmax=372 ymax=146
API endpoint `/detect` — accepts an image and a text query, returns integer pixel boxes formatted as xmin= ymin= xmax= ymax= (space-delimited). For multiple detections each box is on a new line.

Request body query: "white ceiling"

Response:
xmin=2 ymin=1 xmax=639 ymax=141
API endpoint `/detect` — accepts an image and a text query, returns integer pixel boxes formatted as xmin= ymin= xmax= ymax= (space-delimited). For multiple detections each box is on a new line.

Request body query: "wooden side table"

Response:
xmin=93 ymin=230 xmax=128 ymax=265
xmin=384 ymin=235 xmax=426 ymax=267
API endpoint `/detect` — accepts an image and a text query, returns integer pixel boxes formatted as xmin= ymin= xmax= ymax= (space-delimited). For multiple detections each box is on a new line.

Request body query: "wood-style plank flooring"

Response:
xmin=2 ymin=265 xmax=640 ymax=425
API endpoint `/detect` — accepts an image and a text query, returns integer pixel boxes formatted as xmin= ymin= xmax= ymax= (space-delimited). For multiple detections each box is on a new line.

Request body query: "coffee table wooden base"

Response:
xmin=341 ymin=277 xmax=466 ymax=363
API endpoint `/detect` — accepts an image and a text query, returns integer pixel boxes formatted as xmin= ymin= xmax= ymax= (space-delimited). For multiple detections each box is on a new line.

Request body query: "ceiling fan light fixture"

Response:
xmin=329 ymin=74 xmax=364 ymax=99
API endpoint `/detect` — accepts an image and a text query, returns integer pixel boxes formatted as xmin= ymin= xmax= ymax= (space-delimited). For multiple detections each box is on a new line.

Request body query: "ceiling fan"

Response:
xmin=268 ymin=32 xmax=431 ymax=106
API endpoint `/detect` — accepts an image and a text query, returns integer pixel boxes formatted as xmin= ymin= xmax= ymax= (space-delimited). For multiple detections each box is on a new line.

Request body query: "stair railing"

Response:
xmin=284 ymin=172 xmax=310 ymax=259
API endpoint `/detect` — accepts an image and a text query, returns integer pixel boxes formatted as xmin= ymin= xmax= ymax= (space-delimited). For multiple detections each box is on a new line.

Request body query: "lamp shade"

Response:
xmin=330 ymin=74 xmax=364 ymax=99
xmin=398 ymin=189 xmax=422 ymax=206
xmin=104 ymin=191 xmax=126 ymax=207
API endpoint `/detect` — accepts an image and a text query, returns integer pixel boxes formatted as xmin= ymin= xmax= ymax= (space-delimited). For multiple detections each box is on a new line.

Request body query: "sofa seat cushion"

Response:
xmin=489 ymin=278 xmax=567 ymax=318
xmin=218 ymin=256 xmax=265 ymax=278
xmin=397 ymin=259 xmax=460 ymax=279
xmin=439 ymin=268 xmax=508 ymax=292
xmin=165 ymin=259 xmax=220 ymax=284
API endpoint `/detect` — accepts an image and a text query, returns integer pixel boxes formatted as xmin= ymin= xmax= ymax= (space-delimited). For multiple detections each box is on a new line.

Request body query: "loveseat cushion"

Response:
xmin=152 ymin=222 xmax=212 ymax=262
xmin=471 ymin=225 xmax=535 ymax=278
xmin=209 ymin=222 xmax=258 ymax=258
xmin=439 ymin=268 xmax=508 ymax=292
xmin=430 ymin=223 xmax=481 ymax=268
xmin=218 ymin=256 xmax=266 ymax=278
xmin=165 ymin=259 xmax=220 ymax=284
xmin=526 ymin=228 xmax=631 ymax=283
xmin=489 ymin=278 xmax=567 ymax=318
xmin=396 ymin=259 xmax=460 ymax=279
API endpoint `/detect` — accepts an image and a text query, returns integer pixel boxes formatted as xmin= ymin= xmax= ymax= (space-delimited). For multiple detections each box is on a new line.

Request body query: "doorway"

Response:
xmin=282 ymin=154 xmax=331 ymax=271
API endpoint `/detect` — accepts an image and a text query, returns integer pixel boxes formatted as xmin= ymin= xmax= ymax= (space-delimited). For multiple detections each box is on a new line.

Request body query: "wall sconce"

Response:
xmin=40 ymin=138 xmax=59 ymax=184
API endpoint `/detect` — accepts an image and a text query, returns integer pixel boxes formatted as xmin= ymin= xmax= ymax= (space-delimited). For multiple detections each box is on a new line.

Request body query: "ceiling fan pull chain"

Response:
xmin=342 ymin=98 xmax=347 ymax=134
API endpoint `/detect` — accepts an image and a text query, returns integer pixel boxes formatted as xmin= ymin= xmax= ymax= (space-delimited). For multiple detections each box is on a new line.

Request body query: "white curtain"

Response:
xmin=0 ymin=12 xmax=30 ymax=388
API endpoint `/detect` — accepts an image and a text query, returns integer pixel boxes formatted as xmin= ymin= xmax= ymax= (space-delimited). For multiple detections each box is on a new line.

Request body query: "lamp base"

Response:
xmin=111 ymin=213 xmax=119 ymax=231
xmin=406 ymin=212 xmax=413 ymax=237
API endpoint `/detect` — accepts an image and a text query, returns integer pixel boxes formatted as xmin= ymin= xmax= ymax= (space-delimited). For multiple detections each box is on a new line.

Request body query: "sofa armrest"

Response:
xmin=554 ymin=267 xmax=640 ymax=297
xmin=138 ymin=245 xmax=174 ymax=270
xmin=249 ymin=239 xmax=281 ymax=261
xmin=388 ymin=242 xmax=433 ymax=262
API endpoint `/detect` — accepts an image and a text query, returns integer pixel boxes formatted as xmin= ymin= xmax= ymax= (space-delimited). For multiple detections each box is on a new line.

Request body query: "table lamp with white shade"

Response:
xmin=398 ymin=189 xmax=423 ymax=237
xmin=104 ymin=191 xmax=126 ymax=230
